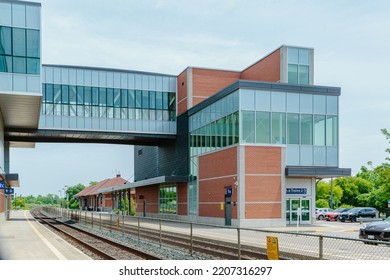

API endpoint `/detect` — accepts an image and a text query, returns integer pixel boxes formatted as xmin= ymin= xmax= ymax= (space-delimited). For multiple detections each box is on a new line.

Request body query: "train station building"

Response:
xmin=0 ymin=0 xmax=350 ymax=227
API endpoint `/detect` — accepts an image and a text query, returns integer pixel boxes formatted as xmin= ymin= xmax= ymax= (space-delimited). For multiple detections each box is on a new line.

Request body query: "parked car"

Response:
xmin=338 ymin=207 xmax=378 ymax=222
xmin=324 ymin=208 xmax=350 ymax=221
xmin=359 ymin=216 xmax=390 ymax=242
xmin=315 ymin=208 xmax=332 ymax=220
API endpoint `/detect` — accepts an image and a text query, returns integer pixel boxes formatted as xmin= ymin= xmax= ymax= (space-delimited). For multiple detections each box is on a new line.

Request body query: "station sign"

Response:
xmin=286 ymin=188 xmax=307 ymax=195
xmin=0 ymin=181 xmax=5 ymax=189
xmin=4 ymin=188 xmax=14 ymax=195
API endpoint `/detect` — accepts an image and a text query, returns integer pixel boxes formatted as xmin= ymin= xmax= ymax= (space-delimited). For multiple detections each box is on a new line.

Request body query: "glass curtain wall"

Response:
xmin=42 ymin=83 xmax=176 ymax=121
xmin=188 ymin=90 xmax=239 ymax=215
xmin=287 ymin=47 xmax=310 ymax=85
xmin=239 ymin=89 xmax=339 ymax=166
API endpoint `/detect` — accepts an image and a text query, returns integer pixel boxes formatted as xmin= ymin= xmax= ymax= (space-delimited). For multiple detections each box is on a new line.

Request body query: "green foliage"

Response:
xmin=316 ymin=199 xmax=329 ymax=208
xmin=12 ymin=196 xmax=26 ymax=209
xmin=316 ymin=180 xmax=343 ymax=208
xmin=65 ymin=184 xmax=85 ymax=209
xmin=334 ymin=176 xmax=373 ymax=207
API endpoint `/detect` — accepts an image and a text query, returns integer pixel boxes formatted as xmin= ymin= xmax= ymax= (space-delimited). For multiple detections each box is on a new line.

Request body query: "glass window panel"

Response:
xmin=287 ymin=113 xmax=299 ymax=144
xmin=156 ymin=91 xmax=163 ymax=109
xmin=300 ymin=94 xmax=313 ymax=113
xmin=256 ymin=112 xmax=270 ymax=143
xmin=114 ymin=88 xmax=121 ymax=107
xmin=313 ymin=95 xmax=326 ymax=114
xmin=77 ymin=105 xmax=84 ymax=117
xmin=142 ymin=90 xmax=149 ymax=109
xmin=107 ymin=107 xmax=113 ymax=118
xmin=299 ymin=65 xmax=309 ymax=85
xmin=45 ymin=83 xmax=53 ymax=102
xmin=255 ymin=90 xmax=271 ymax=111
xmin=0 ymin=27 xmax=12 ymax=55
xmin=121 ymin=89 xmax=128 ymax=108
xmin=162 ymin=92 xmax=168 ymax=110
xmin=13 ymin=28 xmax=26 ymax=57
xmin=288 ymin=47 xmax=299 ymax=64
xmin=106 ymin=88 xmax=113 ymax=107
xmin=0 ymin=55 xmax=12 ymax=72
xmin=114 ymin=107 xmax=120 ymax=119
xmin=271 ymin=91 xmax=286 ymax=112
xmin=326 ymin=116 xmax=338 ymax=146
xmin=61 ymin=85 xmax=69 ymax=104
xmin=327 ymin=96 xmax=338 ymax=115
xmin=128 ymin=90 xmax=135 ymax=108
xmin=26 ymin=29 xmax=40 ymax=58
xmin=84 ymin=87 xmax=91 ymax=105
xmin=62 ymin=104 xmax=69 ymax=116
xmin=241 ymin=89 xmax=255 ymax=110
xmin=92 ymin=106 xmax=99 ymax=117
xmin=26 ymin=6 xmax=40 ymax=29
xmin=99 ymin=88 xmax=106 ymax=106
xmin=135 ymin=90 xmax=142 ymax=108
xmin=288 ymin=64 xmax=298 ymax=84
xmin=85 ymin=106 xmax=91 ymax=117
xmin=149 ymin=109 xmax=156 ymax=120
xmin=26 ymin=57 xmax=39 ymax=74
xmin=76 ymin=86 xmax=84 ymax=105
xmin=0 ymin=3 xmax=12 ymax=26
xmin=287 ymin=92 xmax=299 ymax=112
xmin=169 ymin=92 xmax=175 ymax=112
xmin=69 ymin=85 xmax=77 ymax=104
xmin=299 ymin=48 xmax=310 ymax=65
xmin=92 ymin=87 xmax=99 ymax=105
xmin=70 ymin=104 xmax=76 ymax=116
xmin=149 ymin=91 xmax=156 ymax=109
xmin=45 ymin=103 xmax=53 ymax=115
xmin=300 ymin=114 xmax=313 ymax=145
xmin=13 ymin=56 xmax=26 ymax=73
xmin=12 ymin=4 xmax=25 ymax=27
xmin=271 ymin=112 xmax=286 ymax=144
xmin=53 ymin=84 xmax=61 ymax=104
xmin=99 ymin=106 xmax=106 ymax=118
xmin=233 ymin=111 xmax=239 ymax=144
xmin=314 ymin=115 xmax=326 ymax=146
xmin=242 ymin=111 xmax=255 ymax=143
xmin=121 ymin=108 xmax=127 ymax=119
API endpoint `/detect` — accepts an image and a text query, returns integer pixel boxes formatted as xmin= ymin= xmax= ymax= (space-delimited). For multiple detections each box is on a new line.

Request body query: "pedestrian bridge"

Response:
xmin=5 ymin=65 xmax=177 ymax=147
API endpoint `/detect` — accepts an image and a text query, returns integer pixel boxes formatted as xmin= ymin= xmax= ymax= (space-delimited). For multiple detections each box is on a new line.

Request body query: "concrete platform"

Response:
xmin=0 ymin=210 xmax=91 ymax=260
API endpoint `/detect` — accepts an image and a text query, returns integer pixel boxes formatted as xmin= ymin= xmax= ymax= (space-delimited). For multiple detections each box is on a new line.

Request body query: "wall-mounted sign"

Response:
xmin=4 ymin=188 xmax=14 ymax=195
xmin=0 ymin=181 xmax=5 ymax=189
xmin=226 ymin=187 xmax=233 ymax=196
xmin=286 ymin=188 xmax=307 ymax=195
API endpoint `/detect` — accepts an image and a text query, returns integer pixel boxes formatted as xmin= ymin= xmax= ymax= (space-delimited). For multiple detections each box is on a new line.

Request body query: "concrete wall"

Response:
xmin=0 ymin=110 xmax=4 ymax=222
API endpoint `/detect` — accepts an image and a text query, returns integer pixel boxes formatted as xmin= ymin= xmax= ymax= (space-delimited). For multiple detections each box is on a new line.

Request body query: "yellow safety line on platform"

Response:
xmin=24 ymin=211 xmax=67 ymax=260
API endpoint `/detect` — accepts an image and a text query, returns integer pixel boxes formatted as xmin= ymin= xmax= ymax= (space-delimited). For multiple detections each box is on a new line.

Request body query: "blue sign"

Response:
xmin=0 ymin=181 xmax=5 ymax=189
xmin=286 ymin=188 xmax=307 ymax=195
xmin=4 ymin=188 xmax=14 ymax=195
xmin=226 ymin=187 xmax=233 ymax=196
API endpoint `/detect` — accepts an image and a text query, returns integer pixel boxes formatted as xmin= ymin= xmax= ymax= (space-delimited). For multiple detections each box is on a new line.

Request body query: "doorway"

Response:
xmin=286 ymin=198 xmax=311 ymax=225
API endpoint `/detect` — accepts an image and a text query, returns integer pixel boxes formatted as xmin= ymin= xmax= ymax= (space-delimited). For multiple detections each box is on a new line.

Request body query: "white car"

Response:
xmin=315 ymin=208 xmax=333 ymax=220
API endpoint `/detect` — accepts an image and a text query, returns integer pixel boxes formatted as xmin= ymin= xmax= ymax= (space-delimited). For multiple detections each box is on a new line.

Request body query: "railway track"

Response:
xmin=69 ymin=212 xmax=271 ymax=260
xmin=31 ymin=208 xmax=161 ymax=260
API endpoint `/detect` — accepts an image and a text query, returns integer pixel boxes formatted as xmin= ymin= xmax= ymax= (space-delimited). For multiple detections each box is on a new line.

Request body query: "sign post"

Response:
xmin=266 ymin=236 xmax=279 ymax=260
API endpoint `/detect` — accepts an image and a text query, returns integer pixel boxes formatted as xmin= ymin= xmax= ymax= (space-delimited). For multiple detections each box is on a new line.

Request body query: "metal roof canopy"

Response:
xmin=100 ymin=176 xmax=188 ymax=193
xmin=285 ymin=166 xmax=351 ymax=179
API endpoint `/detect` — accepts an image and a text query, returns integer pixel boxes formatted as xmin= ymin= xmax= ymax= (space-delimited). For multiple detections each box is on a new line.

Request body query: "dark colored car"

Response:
xmin=338 ymin=207 xmax=378 ymax=222
xmin=359 ymin=216 xmax=390 ymax=242
xmin=324 ymin=208 xmax=350 ymax=221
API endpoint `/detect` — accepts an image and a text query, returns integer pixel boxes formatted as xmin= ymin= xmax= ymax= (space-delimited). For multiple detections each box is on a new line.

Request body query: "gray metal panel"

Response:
xmin=285 ymin=166 xmax=351 ymax=178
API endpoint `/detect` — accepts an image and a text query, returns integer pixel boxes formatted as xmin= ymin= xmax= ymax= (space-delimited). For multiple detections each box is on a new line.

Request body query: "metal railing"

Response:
xmin=42 ymin=207 xmax=390 ymax=260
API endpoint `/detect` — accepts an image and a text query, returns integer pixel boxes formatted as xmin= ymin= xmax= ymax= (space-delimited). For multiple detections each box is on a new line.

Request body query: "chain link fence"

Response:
xmin=42 ymin=207 xmax=390 ymax=260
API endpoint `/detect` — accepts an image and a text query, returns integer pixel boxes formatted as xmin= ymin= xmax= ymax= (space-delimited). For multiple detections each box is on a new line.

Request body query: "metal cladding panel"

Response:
xmin=133 ymin=113 xmax=189 ymax=182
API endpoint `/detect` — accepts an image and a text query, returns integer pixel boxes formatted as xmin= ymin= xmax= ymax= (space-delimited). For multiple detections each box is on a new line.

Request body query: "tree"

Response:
xmin=334 ymin=177 xmax=373 ymax=207
xmin=316 ymin=180 xmax=343 ymax=208
xmin=66 ymin=184 xmax=85 ymax=209
xmin=12 ymin=196 xmax=25 ymax=209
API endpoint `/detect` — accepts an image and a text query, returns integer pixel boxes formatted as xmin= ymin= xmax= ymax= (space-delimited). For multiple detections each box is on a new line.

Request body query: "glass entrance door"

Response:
xmin=286 ymin=198 xmax=311 ymax=225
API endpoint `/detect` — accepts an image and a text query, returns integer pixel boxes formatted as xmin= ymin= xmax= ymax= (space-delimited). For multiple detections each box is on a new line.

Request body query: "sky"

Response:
xmin=10 ymin=0 xmax=390 ymax=196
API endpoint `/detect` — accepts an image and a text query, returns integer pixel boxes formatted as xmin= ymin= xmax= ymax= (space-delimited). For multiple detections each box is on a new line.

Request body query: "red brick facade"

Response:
xmin=241 ymin=49 xmax=281 ymax=82
xmin=198 ymin=147 xmax=238 ymax=219
xmin=244 ymin=146 xmax=283 ymax=219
